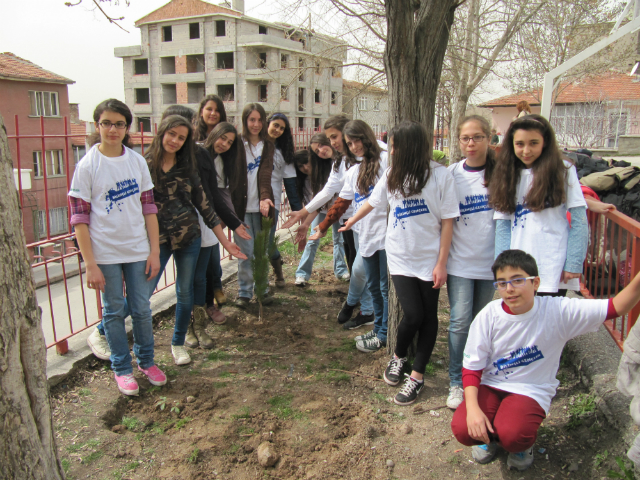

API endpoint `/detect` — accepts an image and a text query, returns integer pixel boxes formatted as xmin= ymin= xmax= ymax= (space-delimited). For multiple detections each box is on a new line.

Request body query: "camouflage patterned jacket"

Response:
xmin=151 ymin=163 xmax=220 ymax=250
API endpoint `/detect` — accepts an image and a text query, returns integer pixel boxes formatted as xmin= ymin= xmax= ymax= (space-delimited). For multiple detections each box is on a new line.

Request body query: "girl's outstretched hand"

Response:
xmin=298 ymin=238 xmax=307 ymax=253
xmin=586 ymin=198 xmax=617 ymax=215
xmin=260 ymin=199 xmax=274 ymax=217
xmin=282 ymin=209 xmax=307 ymax=229
xmin=308 ymin=225 xmax=327 ymax=241
xmin=432 ymin=263 xmax=447 ymax=288
xmin=560 ymin=271 xmax=581 ymax=283
xmin=293 ymin=224 xmax=308 ymax=245
xmin=223 ymin=241 xmax=248 ymax=260
xmin=338 ymin=217 xmax=355 ymax=232
xmin=235 ymin=224 xmax=252 ymax=240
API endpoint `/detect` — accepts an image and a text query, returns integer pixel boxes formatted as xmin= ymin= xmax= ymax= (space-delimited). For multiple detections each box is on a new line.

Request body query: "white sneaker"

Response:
xmin=295 ymin=276 xmax=306 ymax=286
xmin=171 ymin=345 xmax=191 ymax=365
xmin=507 ymin=447 xmax=534 ymax=471
xmin=87 ymin=328 xmax=111 ymax=360
xmin=446 ymin=385 xmax=464 ymax=410
xmin=339 ymin=272 xmax=351 ymax=282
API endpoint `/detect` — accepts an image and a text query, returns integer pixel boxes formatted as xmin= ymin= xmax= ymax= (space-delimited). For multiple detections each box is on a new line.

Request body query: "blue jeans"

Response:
xmin=194 ymin=245 xmax=213 ymax=306
xmin=362 ymin=249 xmax=388 ymax=343
xmin=295 ymin=212 xmax=348 ymax=280
xmin=234 ymin=212 xmax=269 ymax=299
xmin=98 ymin=261 xmax=156 ymax=375
xmin=151 ymin=238 xmax=202 ymax=346
xmin=447 ymin=274 xmax=495 ymax=387
xmin=346 ymin=231 xmax=373 ymax=315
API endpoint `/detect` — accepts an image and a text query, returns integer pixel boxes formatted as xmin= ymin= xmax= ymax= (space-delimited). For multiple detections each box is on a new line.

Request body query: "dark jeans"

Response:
xmin=391 ymin=274 xmax=440 ymax=375
xmin=205 ymin=243 xmax=222 ymax=307
xmin=537 ymin=290 xmax=567 ymax=297
xmin=342 ymin=229 xmax=356 ymax=273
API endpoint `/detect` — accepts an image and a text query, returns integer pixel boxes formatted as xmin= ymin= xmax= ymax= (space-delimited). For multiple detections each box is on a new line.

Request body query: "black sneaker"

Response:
xmin=337 ymin=300 xmax=357 ymax=324
xmin=342 ymin=312 xmax=374 ymax=330
xmin=394 ymin=375 xmax=424 ymax=406
xmin=383 ymin=356 xmax=407 ymax=386
xmin=235 ymin=297 xmax=251 ymax=309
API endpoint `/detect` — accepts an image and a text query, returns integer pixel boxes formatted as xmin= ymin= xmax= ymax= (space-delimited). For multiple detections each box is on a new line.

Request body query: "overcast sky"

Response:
xmin=1 ymin=0 xmax=294 ymax=121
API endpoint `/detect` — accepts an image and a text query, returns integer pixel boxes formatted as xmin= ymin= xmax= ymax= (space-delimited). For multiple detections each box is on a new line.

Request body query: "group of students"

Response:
xmin=70 ymin=95 xmax=640 ymax=472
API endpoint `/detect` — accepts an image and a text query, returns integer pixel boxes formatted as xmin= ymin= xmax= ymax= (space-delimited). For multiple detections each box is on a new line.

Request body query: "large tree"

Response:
xmin=0 ymin=111 xmax=65 ymax=478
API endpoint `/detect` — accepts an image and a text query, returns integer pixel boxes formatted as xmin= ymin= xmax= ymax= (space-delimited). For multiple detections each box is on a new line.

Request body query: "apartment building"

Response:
xmin=114 ymin=0 xmax=347 ymax=132
xmin=342 ymin=79 xmax=389 ymax=136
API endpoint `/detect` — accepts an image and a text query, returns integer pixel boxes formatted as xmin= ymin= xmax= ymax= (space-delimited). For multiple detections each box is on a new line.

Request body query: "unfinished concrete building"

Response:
xmin=114 ymin=0 xmax=347 ymax=132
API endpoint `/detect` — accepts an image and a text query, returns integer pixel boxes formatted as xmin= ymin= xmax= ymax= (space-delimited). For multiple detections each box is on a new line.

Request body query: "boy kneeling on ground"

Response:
xmin=451 ymin=249 xmax=640 ymax=471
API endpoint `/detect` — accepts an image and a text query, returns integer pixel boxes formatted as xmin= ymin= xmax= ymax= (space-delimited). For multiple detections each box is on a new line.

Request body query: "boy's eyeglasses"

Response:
xmin=493 ymin=276 xmax=536 ymax=290
xmin=99 ymin=121 xmax=128 ymax=130
xmin=459 ymin=135 xmax=486 ymax=144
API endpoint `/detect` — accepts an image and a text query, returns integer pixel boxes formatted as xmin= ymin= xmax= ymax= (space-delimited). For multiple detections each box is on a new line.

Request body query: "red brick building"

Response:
xmin=0 ymin=52 xmax=78 ymax=246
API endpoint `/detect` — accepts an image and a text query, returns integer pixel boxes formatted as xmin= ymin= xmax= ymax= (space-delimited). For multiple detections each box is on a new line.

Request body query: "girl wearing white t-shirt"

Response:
xmin=445 ymin=115 xmax=497 ymax=410
xmin=267 ymin=113 xmax=301 ymax=287
xmin=69 ymin=99 xmax=165 ymax=396
xmin=231 ymin=103 xmax=276 ymax=308
xmin=489 ymin=114 xmax=588 ymax=297
xmin=312 ymin=120 xmax=389 ymax=353
xmin=341 ymin=121 xmax=460 ymax=406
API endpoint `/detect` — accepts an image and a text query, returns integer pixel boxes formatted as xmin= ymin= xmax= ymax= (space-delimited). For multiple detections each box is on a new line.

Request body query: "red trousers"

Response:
xmin=451 ymin=385 xmax=546 ymax=453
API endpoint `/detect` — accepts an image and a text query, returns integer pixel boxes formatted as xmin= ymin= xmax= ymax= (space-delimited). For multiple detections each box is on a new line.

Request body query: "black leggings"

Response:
xmin=341 ymin=228 xmax=356 ymax=273
xmin=392 ymin=275 xmax=440 ymax=375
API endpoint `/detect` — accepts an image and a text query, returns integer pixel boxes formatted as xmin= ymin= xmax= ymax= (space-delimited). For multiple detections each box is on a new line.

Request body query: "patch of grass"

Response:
xmin=150 ymin=422 xmax=165 ymax=435
xmin=226 ymin=443 xmax=241 ymax=455
xmin=324 ymin=337 xmax=355 ymax=354
xmin=594 ymin=450 xmax=610 ymax=468
xmin=78 ymin=388 xmax=92 ymax=396
xmin=212 ymin=381 xmax=229 ymax=388
xmin=188 ymin=447 xmax=200 ymax=464
xmin=165 ymin=368 xmax=178 ymax=377
xmin=447 ymin=455 xmax=461 ymax=465
xmin=278 ymin=241 xmax=298 ymax=257
xmin=297 ymin=299 xmax=310 ymax=309
xmin=567 ymin=393 xmax=596 ymax=429
xmin=322 ymin=371 xmax=351 ymax=383
xmin=372 ymin=392 xmax=389 ymax=404
xmin=208 ymin=350 xmax=230 ymax=362
xmin=268 ymin=394 xmax=303 ymax=419
xmin=264 ymin=360 xmax=278 ymax=369
xmin=83 ymin=451 xmax=103 ymax=464
xmin=237 ymin=425 xmax=255 ymax=435
xmin=424 ymin=363 xmax=436 ymax=377
xmin=188 ymin=369 xmax=201 ymax=376
xmin=147 ymin=385 xmax=162 ymax=394
xmin=174 ymin=417 xmax=192 ymax=430
xmin=122 ymin=416 xmax=146 ymax=432
xmin=124 ymin=461 xmax=140 ymax=472
xmin=232 ymin=406 xmax=251 ymax=420
xmin=607 ymin=456 xmax=635 ymax=479
xmin=219 ymin=371 xmax=234 ymax=378
xmin=61 ymin=458 xmax=71 ymax=474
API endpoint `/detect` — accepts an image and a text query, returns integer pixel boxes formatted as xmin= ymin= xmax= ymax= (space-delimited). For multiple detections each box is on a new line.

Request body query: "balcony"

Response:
xmin=114 ymin=45 xmax=142 ymax=58
xmin=237 ymin=34 xmax=304 ymax=52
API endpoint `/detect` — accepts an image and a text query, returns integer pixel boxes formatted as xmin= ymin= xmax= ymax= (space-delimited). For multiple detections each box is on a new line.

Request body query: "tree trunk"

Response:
xmin=0 ymin=111 xmax=64 ymax=479
xmin=384 ymin=0 xmax=458 ymax=355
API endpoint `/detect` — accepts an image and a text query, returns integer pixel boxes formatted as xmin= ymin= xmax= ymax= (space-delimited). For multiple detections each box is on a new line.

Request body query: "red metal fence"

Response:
xmin=8 ymin=115 xmax=301 ymax=352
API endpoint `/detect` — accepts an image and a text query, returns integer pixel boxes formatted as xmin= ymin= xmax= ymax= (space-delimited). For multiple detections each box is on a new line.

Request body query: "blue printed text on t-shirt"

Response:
xmin=392 ymin=198 xmax=430 ymax=229
xmin=248 ymin=156 xmax=261 ymax=173
xmin=105 ymin=178 xmax=140 ymax=213
xmin=491 ymin=345 xmax=544 ymax=378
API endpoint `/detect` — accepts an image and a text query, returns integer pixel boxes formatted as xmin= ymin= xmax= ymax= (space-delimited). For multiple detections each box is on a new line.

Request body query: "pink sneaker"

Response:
xmin=206 ymin=304 xmax=227 ymax=325
xmin=137 ymin=365 xmax=167 ymax=386
xmin=115 ymin=373 xmax=139 ymax=395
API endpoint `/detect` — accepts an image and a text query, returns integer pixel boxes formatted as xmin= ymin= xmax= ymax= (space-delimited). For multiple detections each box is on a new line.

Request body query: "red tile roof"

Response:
xmin=343 ymin=79 xmax=387 ymax=94
xmin=480 ymin=71 xmax=640 ymax=107
xmin=70 ymin=122 xmax=87 ymax=146
xmin=135 ymin=0 xmax=241 ymax=26
xmin=0 ymin=53 xmax=74 ymax=84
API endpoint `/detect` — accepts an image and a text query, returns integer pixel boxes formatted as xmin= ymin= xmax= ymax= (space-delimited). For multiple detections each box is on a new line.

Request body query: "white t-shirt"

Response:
xmin=214 ymin=154 xmax=226 ymax=189
xmin=447 ymin=161 xmax=495 ymax=280
xmin=305 ymin=158 xmax=353 ymax=218
xmin=68 ymin=144 xmax=153 ymax=264
xmin=340 ymin=154 xmax=389 ymax=257
xmin=494 ymin=162 xmax=586 ymax=292
xmin=464 ymin=297 xmax=608 ymax=413
xmin=197 ymin=211 xmax=219 ymax=248
xmin=244 ymin=139 xmax=263 ymax=213
xmin=368 ymin=162 xmax=460 ymax=280
xmin=271 ymin=148 xmax=286 ymax=211
xmin=283 ymin=162 xmax=297 ymax=179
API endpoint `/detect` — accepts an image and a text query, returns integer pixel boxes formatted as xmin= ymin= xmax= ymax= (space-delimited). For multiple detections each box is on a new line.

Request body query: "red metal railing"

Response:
xmin=581 ymin=209 xmax=640 ymax=350
xmin=7 ymin=116 xmax=302 ymax=352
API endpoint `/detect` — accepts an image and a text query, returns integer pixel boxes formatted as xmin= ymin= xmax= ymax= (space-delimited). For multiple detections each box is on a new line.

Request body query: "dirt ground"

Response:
xmin=51 ymin=240 xmax=635 ymax=480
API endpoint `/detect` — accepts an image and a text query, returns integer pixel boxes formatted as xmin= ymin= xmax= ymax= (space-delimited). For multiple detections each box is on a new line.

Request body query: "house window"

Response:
xmin=189 ymin=22 xmax=200 ymax=39
xmin=188 ymin=83 xmax=206 ymax=104
xmin=216 ymin=20 xmax=225 ymax=37
xmin=33 ymin=150 xmax=64 ymax=178
xmin=259 ymin=25 xmax=267 ymax=35
xmin=29 ymin=91 xmax=59 ymax=117
xmin=216 ymin=52 xmax=234 ymax=70
xmin=331 ymin=91 xmax=338 ymax=105
xmin=73 ymin=145 xmax=86 ymax=165
xmin=135 ymin=117 xmax=151 ymax=132
xmin=135 ymin=88 xmax=150 ymax=104
xmin=37 ymin=207 xmax=68 ymax=238
xmin=298 ymin=117 xmax=304 ymax=129
xmin=162 ymin=84 xmax=177 ymax=104
xmin=314 ymin=89 xmax=321 ymax=103
xmin=331 ymin=66 xmax=339 ymax=77
xmin=162 ymin=25 xmax=172 ymax=42
xmin=186 ymin=54 xmax=205 ymax=73
xmin=281 ymin=54 xmax=289 ymax=69
xmin=358 ymin=96 xmax=368 ymax=111
xmin=315 ymin=61 xmax=321 ymax=74
xmin=218 ymin=84 xmax=235 ymax=102
xmin=298 ymin=88 xmax=305 ymax=112
xmin=314 ymin=118 xmax=320 ymax=129
xmin=373 ymin=100 xmax=381 ymax=111
xmin=281 ymin=85 xmax=289 ymax=101
xmin=258 ymin=52 xmax=267 ymax=69
xmin=259 ymin=84 xmax=268 ymax=102
xmin=161 ymin=56 xmax=176 ymax=75
xmin=298 ymin=58 xmax=305 ymax=81
xmin=134 ymin=59 xmax=148 ymax=75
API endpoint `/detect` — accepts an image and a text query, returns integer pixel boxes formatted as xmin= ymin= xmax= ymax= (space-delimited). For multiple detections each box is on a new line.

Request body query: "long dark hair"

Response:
xmin=309 ymin=133 xmax=336 ymax=200
xmin=194 ymin=95 xmax=227 ymax=141
xmin=89 ymin=98 xmax=133 ymax=148
xmin=456 ymin=114 xmax=496 ymax=186
xmin=294 ymin=149 xmax=310 ymax=205
xmin=343 ymin=120 xmax=382 ymax=195
xmin=387 ymin=121 xmax=431 ymax=197
xmin=323 ymin=115 xmax=350 ymax=167
xmin=146 ymin=115 xmax=196 ymax=185
xmin=268 ymin=113 xmax=294 ymax=165
xmin=241 ymin=103 xmax=274 ymax=171
xmin=203 ymin=122 xmax=240 ymax=190
xmin=488 ymin=114 xmax=566 ymax=214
